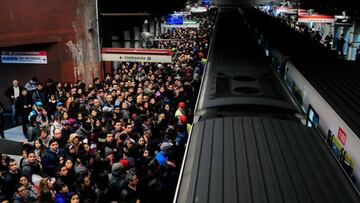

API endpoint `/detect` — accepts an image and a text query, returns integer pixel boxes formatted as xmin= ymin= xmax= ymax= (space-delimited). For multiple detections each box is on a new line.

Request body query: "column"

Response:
xmin=124 ymin=30 xmax=131 ymax=48
xmin=111 ymin=35 xmax=120 ymax=71
xmin=134 ymin=26 xmax=140 ymax=48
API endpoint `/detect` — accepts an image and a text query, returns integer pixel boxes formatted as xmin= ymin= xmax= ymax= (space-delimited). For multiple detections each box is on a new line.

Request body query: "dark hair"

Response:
xmin=55 ymin=180 xmax=66 ymax=192
xmin=48 ymin=138 xmax=58 ymax=146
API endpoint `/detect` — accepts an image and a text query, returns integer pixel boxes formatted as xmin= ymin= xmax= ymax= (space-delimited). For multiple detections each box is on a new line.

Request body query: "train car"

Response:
xmin=242 ymin=7 xmax=360 ymax=188
xmin=173 ymin=6 xmax=360 ymax=203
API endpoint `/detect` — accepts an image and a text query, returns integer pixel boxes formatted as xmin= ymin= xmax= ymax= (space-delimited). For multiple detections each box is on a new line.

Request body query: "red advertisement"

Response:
xmin=338 ymin=127 xmax=347 ymax=146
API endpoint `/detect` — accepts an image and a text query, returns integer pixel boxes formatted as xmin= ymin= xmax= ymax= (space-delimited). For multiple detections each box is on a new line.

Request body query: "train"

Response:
xmin=173 ymin=6 xmax=360 ymax=203
xmin=243 ymin=6 xmax=360 ymax=189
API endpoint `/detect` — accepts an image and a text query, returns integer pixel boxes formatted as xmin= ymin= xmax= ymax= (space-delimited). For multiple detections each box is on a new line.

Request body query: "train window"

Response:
xmin=306 ymin=105 xmax=319 ymax=128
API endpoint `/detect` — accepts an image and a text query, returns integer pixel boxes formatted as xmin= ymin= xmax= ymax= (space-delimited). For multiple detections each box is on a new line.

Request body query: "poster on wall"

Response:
xmin=338 ymin=127 xmax=347 ymax=146
xmin=1 ymin=51 xmax=47 ymax=64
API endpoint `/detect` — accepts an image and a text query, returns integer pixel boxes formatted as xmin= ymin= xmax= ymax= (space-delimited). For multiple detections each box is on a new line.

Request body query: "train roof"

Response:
xmin=175 ymin=116 xmax=360 ymax=202
xmin=196 ymin=7 xmax=298 ymax=115
xmin=243 ymin=7 xmax=360 ymax=138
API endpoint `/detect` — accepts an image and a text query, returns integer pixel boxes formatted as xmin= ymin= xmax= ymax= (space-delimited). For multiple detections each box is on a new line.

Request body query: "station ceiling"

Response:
xmin=98 ymin=0 xmax=359 ymax=19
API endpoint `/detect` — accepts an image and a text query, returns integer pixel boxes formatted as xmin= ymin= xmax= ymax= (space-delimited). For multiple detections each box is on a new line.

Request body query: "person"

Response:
xmin=11 ymin=185 xmax=30 ymax=203
xmin=313 ymin=31 xmax=322 ymax=43
xmin=18 ymin=175 xmax=39 ymax=201
xmin=32 ymin=83 xmax=47 ymax=106
xmin=42 ymin=139 xmax=67 ymax=177
xmin=15 ymin=89 xmax=33 ymax=136
xmin=324 ymin=32 xmax=333 ymax=50
xmin=5 ymin=80 xmax=22 ymax=124
xmin=38 ymin=177 xmax=56 ymax=203
xmin=355 ymin=45 xmax=360 ymax=64
xmin=3 ymin=159 xmax=21 ymax=200
xmin=337 ymin=34 xmax=346 ymax=56
xmin=70 ymin=193 xmax=80 ymax=203
xmin=120 ymin=173 xmax=141 ymax=203
xmin=0 ymin=101 xmax=5 ymax=139
xmin=54 ymin=180 xmax=71 ymax=203
xmin=24 ymin=77 xmax=38 ymax=94
xmin=21 ymin=151 xmax=42 ymax=183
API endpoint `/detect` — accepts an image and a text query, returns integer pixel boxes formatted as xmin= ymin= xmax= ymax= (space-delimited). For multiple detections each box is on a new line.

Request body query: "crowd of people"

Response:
xmin=0 ymin=10 xmax=215 ymax=203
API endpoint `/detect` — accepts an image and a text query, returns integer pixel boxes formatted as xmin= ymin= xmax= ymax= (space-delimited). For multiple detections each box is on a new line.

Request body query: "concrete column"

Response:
xmin=150 ymin=20 xmax=155 ymax=35
xmin=155 ymin=18 xmax=160 ymax=37
xmin=124 ymin=30 xmax=131 ymax=48
xmin=111 ymin=35 xmax=121 ymax=71
xmin=134 ymin=26 xmax=140 ymax=48
xmin=142 ymin=20 xmax=148 ymax=32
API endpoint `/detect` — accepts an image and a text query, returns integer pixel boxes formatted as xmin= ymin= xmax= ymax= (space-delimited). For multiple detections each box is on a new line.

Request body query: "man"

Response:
xmin=11 ymin=185 xmax=30 ymax=203
xmin=337 ymin=34 xmax=346 ymax=56
xmin=175 ymin=101 xmax=186 ymax=117
xmin=24 ymin=77 xmax=38 ymax=93
xmin=53 ymin=102 xmax=66 ymax=118
xmin=56 ymin=165 xmax=74 ymax=192
xmin=5 ymin=80 xmax=22 ymax=124
xmin=52 ymin=128 xmax=67 ymax=149
xmin=15 ymin=89 xmax=33 ymax=136
xmin=42 ymin=139 xmax=67 ymax=177
xmin=21 ymin=151 xmax=42 ymax=183
xmin=54 ymin=180 xmax=71 ymax=203
xmin=31 ymin=83 xmax=47 ymax=106
xmin=109 ymin=163 xmax=126 ymax=202
xmin=3 ymin=159 xmax=21 ymax=200
xmin=120 ymin=173 xmax=141 ymax=203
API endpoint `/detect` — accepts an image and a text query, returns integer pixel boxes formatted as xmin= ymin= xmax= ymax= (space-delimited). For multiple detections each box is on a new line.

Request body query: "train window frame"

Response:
xmin=306 ymin=104 xmax=319 ymax=128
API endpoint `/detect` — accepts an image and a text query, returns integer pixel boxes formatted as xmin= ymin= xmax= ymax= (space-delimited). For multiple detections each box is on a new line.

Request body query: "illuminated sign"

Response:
xmin=1 ymin=51 xmax=47 ymax=64
xmin=102 ymin=53 xmax=172 ymax=63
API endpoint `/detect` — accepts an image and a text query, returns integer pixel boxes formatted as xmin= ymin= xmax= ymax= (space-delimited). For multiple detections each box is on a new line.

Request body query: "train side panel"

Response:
xmin=285 ymin=60 xmax=360 ymax=188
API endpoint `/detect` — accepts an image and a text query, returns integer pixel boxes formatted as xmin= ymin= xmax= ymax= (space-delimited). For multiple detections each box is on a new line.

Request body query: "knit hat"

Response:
xmin=119 ymin=159 xmax=130 ymax=170
xmin=112 ymin=163 xmax=125 ymax=176
xmin=178 ymin=102 xmax=186 ymax=108
xmin=179 ymin=114 xmax=187 ymax=124
xmin=104 ymin=147 xmax=113 ymax=156
xmin=160 ymin=141 xmax=173 ymax=152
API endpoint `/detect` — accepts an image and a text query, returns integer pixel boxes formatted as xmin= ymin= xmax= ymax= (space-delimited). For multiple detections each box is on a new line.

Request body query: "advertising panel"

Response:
xmin=338 ymin=127 xmax=347 ymax=146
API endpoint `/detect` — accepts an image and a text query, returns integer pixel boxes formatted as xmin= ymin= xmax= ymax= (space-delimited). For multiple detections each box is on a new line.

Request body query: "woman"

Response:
xmin=39 ymin=128 xmax=51 ymax=148
xmin=70 ymin=193 xmax=80 ymax=203
xmin=39 ymin=108 xmax=52 ymax=129
xmin=38 ymin=177 xmax=56 ymax=203
xmin=34 ymin=138 xmax=46 ymax=162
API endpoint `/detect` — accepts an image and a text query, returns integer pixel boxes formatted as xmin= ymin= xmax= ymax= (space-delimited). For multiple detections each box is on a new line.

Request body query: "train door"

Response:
xmin=306 ymin=105 xmax=319 ymax=128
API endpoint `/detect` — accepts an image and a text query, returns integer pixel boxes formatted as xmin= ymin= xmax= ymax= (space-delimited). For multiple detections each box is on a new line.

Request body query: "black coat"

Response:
xmin=5 ymin=86 xmax=23 ymax=104
xmin=15 ymin=95 xmax=33 ymax=115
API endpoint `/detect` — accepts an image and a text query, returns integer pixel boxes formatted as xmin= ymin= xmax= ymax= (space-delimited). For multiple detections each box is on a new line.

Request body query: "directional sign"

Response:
xmin=1 ymin=51 xmax=47 ymax=64
xmin=102 ymin=53 xmax=172 ymax=63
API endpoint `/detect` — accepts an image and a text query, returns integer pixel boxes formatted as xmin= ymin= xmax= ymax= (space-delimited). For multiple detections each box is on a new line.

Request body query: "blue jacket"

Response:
xmin=55 ymin=192 xmax=71 ymax=203
xmin=42 ymin=148 xmax=66 ymax=177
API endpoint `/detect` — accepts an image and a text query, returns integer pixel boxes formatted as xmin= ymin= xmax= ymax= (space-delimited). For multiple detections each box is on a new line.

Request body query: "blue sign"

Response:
xmin=165 ymin=14 xmax=183 ymax=25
